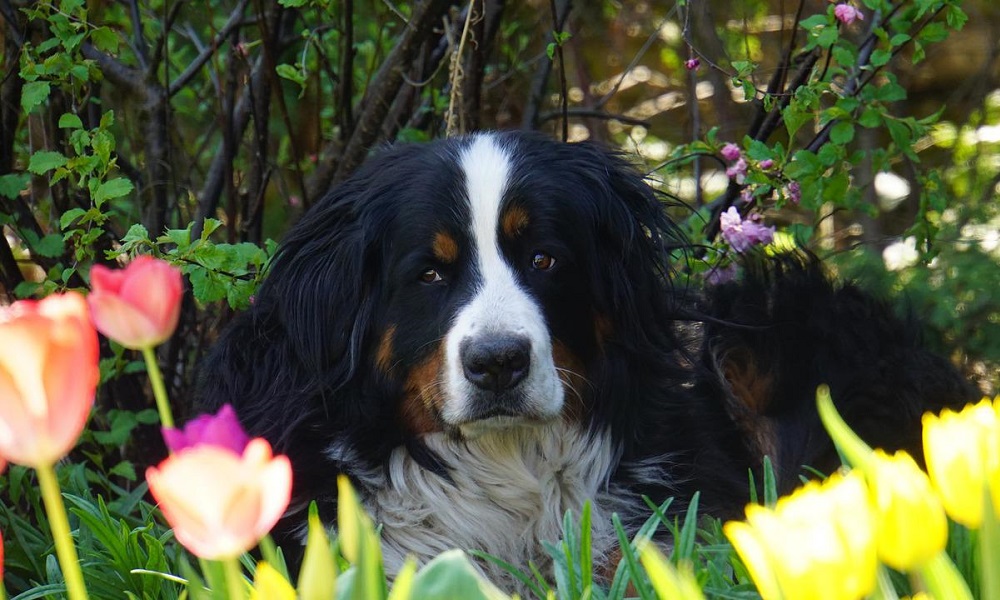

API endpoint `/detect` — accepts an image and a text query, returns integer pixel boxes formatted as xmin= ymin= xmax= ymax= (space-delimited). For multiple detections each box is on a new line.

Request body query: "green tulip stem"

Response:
xmin=982 ymin=487 xmax=1000 ymax=600
xmin=816 ymin=385 xmax=873 ymax=469
xmin=36 ymin=462 xmax=89 ymax=600
xmin=918 ymin=551 xmax=973 ymax=600
xmin=223 ymin=557 xmax=245 ymax=600
xmin=142 ymin=346 xmax=174 ymax=429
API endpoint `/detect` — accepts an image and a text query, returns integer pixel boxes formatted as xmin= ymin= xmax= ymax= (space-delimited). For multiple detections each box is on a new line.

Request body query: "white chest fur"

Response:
xmin=366 ymin=422 xmax=636 ymax=589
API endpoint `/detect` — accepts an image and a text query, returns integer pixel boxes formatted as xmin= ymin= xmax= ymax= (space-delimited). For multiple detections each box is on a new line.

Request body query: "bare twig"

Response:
xmin=537 ymin=108 xmax=650 ymax=128
xmin=446 ymin=0 xmax=478 ymax=136
xmin=168 ymin=0 xmax=250 ymax=97
xmin=326 ymin=0 xmax=453 ymax=187
xmin=521 ymin=0 xmax=571 ymax=130
xmin=339 ymin=0 xmax=355 ymax=142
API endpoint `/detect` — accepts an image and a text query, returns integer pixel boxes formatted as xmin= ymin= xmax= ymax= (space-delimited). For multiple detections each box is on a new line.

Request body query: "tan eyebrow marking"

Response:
xmin=501 ymin=205 xmax=530 ymax=239
xmin=432 ymin=231 xmax=459 ymax=264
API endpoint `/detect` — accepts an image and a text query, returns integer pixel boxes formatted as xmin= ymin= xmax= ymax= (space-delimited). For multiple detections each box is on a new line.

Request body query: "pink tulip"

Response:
xmin=162 ymin=404 xmax=249 ymax=455
xmin=88 ymin=256 xmax=183 ymax=349
xmin=147 ymin=407 xmax=292 ymax=560
xmin=0 ymin=293 xmax=98 ymax=467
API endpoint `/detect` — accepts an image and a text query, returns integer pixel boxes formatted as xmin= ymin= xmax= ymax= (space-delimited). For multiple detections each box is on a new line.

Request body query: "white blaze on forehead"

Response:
xmin=440 ymin=134 xmax=562 ymax=430
xmin=462 ymin=135 xmax=513 ymax=260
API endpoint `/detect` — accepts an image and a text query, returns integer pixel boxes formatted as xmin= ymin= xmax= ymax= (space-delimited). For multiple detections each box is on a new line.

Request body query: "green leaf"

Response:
xmin=276 ymin=64 xmax=306 ymax=86
xmin=29 ymin=233 xmax=65 ymax=258
xmin=278 ymin=0 xmax=308 ymax=5
xmin=782 ymin=105 xmax=812 ymax=139
xmin=109 ymin=461 xmax=137 ymax=481
xmin=0 ymin=172 xmax=29 ymax=199
xmin=298 ymin=505 xmax=337 ymax=600
xmin=90 ymin=26 xmax=119 ymax=52
xmin=159 ymin=227 xmax=191 ymax=248
xmin=817 ymin=26 xmax=839 ymax=48
xmin=870 ymin=48 xmax=892 ymax=67
xmin=187 ymin=269 xmax=228 ymax=303
xmin=409 ymin=550 xmax=498 ymax=600
xmin=799 ymin=14 xmax=828 ymax=30
xmin=21 ymin=81 xmax=51 ymax=112
xmin=859 ymin=106 xmax=883 ymax=128
xmin=60 ymin=207 xmax=87 ymax=229
xmin=58 ymin=113 xmax=84 ymax=129
xmin=830 ymin=121 xmax=855 ymax=145
xmin=875 ymin=81 xmax=906 ymax=103
xmin=93 ymin=177 xmax=134 ymax=204
xmin=28 ymin=150 xmax=68 ymax=174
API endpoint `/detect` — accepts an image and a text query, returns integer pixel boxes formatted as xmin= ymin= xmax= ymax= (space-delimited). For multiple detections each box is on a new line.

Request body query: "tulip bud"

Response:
xmin=88 ymin=256 xmax=183 ymax=350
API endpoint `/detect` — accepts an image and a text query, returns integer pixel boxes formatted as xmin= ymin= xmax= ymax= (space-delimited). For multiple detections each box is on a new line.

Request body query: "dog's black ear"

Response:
xmin=574 ymin=142 xmax=685 ymax=351
xmin=196 ymin=167 xmax=390 ymax=447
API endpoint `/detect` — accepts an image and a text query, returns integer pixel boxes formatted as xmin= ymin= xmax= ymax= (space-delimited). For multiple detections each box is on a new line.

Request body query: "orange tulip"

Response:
xmin=88 ymin=255 xmax=183 ymax=349
xmin=0 ymin=293 xmax=98 ymax=467
xmin=146 ymin=436 xmax=292 ymax=560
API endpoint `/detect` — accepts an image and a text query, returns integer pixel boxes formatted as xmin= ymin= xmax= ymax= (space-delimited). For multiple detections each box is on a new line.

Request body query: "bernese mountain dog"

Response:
xmin=196 ymin=130 xmax=974 ymax=589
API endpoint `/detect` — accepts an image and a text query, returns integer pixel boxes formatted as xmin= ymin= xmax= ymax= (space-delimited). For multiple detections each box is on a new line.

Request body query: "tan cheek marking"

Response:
xmin=501 ymin=205 xmax=529 ymax=238
xmin=432 ymin=231 xmax=459 ymax=264
xmin=399 ymin=343 xmax=446 ymax=435
xmin=376 ymin=324 xmax=396 ymax=373
xmin=552 ymin=339 xmax=588 ymax=424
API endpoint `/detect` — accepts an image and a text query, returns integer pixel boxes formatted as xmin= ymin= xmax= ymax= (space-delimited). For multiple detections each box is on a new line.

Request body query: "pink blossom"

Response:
xmin=787 ymin=181 xmax=802 ymax=205
xmin=706 ymin=262 xmax=739 ymax=285
xmin=721 ymin=143 xmax=742 ymax=162
xmin=759 ymin=159 xmax=774 ymax=170
xmin=741 ymin=187 xmax=754 ymax=204
xmin=834 ymin=4 xmax=864 ymax=25
xmin=726 ymin=157 xmax=748 ymax=184
xmin=162 ymin=404 xmax=250 ymax=455
xmin=685 ymin=58 xmax=701 ymax=71
xmin=720 ymin=206 xmax=775 ymax=253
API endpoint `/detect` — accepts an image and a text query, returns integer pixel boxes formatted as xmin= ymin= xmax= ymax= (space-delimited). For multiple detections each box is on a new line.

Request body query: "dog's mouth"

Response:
xmin=455 ymin=412 xmax=556 ymax=438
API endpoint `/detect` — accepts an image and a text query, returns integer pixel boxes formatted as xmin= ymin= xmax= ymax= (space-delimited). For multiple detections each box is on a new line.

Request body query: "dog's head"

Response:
xmin=205 ymin=132 xmax=682 ymax=454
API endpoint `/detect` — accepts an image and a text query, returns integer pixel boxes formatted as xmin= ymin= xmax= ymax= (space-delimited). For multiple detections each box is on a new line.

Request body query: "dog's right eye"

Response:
xmin=420 ymin=268 xmax=443 ymax=284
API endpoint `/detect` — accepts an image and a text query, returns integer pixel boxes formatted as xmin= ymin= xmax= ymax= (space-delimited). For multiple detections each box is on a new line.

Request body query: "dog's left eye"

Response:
xmin=420 ymin=268 xmax=444 ymax=284
xmin=531 ymin=252 xmax=556 ymax=271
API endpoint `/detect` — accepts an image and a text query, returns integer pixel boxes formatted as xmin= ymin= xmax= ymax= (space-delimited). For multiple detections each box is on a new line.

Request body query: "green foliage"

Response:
xmin=117 ymin=219 xmax=273 ymax=310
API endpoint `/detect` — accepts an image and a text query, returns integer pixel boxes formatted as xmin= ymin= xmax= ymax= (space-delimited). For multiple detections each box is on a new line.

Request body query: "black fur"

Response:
xmin=197 ymin=131 xmax=974 ymax=555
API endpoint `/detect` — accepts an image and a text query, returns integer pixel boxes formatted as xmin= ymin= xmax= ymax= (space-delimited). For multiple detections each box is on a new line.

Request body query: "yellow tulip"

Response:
xmin=250 ymin=562 xmax=296 ymax=600
xmin=867 ymin=450 xmax=947 ymax=570
xmin=725 ymin=470 xmax=876 ymax=600
xmin=922 ymin=398 xmax=1000 ymax=528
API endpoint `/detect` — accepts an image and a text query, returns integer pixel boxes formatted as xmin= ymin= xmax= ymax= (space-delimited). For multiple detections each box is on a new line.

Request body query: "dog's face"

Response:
xmin=374 ymin=135 xmax=602 ymax=438
xmin=264 ymin=132 xmax=673 ymax=442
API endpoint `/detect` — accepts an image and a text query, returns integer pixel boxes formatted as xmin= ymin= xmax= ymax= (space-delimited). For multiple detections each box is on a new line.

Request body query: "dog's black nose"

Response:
xmin=461 ymin=335 xmax=531 ymax=392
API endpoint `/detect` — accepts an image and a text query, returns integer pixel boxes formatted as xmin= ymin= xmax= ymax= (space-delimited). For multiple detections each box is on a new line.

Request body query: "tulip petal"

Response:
xmin=0 ymin=293 xmax=97 ymax=467
xmin=117 ymin=256 xmax=182 ymax=334
xmin=88 ymin=256 xmax=183 ymax=349
xmin=88 ymin=290 xmax=163 ymax=349
xmin=146 ymin=440 xmax=292 ymax=560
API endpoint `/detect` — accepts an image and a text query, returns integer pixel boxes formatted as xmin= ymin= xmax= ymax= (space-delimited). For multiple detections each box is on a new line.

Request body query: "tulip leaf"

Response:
xmin=408 ymin=550 xmax=503 ymax=600
xmin=385 ymin=558 xmax=417 ymax=600
xmin=299 ymin=504 xmax=337 ymax=600
xmin=639 ymin=544 xmax=705 ymax=600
